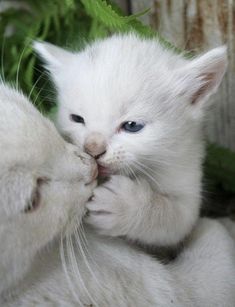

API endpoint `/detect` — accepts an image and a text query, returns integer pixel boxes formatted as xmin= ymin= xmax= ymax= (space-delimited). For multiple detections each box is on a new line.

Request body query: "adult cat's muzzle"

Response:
xmin=85 ymin=162 xmax=98 ymax=185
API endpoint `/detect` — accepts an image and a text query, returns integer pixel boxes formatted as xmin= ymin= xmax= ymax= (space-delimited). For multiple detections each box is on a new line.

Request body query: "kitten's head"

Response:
xmin=34 ymin=35 xmax=227 ymax=187
xmin=0 ymin=84 xmax=97 ymax=255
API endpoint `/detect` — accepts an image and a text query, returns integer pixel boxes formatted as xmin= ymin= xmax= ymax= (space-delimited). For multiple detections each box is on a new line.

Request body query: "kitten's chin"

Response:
xmin=97 ymin=164 xmax=131 ymax=179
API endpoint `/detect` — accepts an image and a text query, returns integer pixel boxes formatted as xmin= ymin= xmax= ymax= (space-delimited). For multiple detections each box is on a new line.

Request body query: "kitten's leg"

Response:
xmin=85 ymin=175 xmax=199 ymax=246
xmin=169 ymin=218 xmax=235 ymax=307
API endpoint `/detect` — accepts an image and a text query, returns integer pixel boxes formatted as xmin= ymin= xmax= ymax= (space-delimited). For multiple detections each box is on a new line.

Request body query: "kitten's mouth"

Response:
xmin=97 ymin=164 xmax=112 ymax=178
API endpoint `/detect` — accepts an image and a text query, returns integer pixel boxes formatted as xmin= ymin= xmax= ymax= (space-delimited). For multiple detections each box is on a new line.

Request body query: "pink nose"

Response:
xmin=84 ymin=133 xmax=107 ymax=159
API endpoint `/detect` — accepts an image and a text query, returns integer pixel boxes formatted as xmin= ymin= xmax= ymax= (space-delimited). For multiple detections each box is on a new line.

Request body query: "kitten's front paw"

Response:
xmin=85 ymin=175 xmax=132 ymax=237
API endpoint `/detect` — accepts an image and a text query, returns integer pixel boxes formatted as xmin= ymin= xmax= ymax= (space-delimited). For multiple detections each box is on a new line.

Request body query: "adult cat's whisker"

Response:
xmin=60 ymin=234 xmax=83 ymax=305
xmin=15 ymin=43 xmax=28 ymax=90
xmin=74 ymin=227 xmax=101 ymax=290
xmin=1 ymin=36 xmax=6 ymax=83
xmin=33 ymin=84 xmax=49 ymax=111
xmin=32 ymin=65 xmax=54 ymax=78
xmin=67 ymin=232 xmax=96 ymax=305
xmin=77 ymin=223 xmax=90 ymax=256
xmin=80 ymin=222 xmax=99 ymax=269
xmin=28 ymin=72 xmax=47 ymax=101
xmin=31 ymin=85 xmax=57 ymax=96
xmin=66 ymin=223 xmax=98 ymax=306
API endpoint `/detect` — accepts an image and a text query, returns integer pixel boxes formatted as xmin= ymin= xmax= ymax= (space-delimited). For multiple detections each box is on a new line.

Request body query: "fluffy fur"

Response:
xmin=35 ymin=34 xmax=227 ymax=247
xmin=9 ymin=220 xmax=235 ymax=307
xmin=1 ymin=84 xmax=235 ymax=306
xmin=0 ymin=84 xmax=97 ymax=296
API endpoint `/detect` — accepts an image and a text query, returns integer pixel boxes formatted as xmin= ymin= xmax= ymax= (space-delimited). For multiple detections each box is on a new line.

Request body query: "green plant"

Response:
xmin=0 ymin=0 xmax=183 ymax=113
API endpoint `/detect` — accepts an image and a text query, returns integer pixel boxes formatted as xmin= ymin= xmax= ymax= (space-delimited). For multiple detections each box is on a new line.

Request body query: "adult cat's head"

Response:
xmin=0 ymin=84 xmax=97 ymax=293
xmin=34 ymin=34 xmax=227 ymax=189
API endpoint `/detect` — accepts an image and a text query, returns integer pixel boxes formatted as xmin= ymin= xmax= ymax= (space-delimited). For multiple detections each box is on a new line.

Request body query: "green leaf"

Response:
xmin=204 ymin=144 xmax=235 ymax=193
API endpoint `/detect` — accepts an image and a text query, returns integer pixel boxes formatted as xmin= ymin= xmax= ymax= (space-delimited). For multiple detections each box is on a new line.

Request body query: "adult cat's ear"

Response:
xmin=0 ymin=166 xmax=48 ymax=218
xmin=178 ymin=46 xmax=227 ymax=116
xmin=33 ymin=41 xmax=73 ymax=74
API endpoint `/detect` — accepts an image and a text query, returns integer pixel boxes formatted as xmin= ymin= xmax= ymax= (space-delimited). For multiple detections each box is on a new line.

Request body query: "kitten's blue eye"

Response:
xmin=121 ymin=121 xmax=145 ymax=133
xmin=70 ymin=114 xmax=85 ymax=124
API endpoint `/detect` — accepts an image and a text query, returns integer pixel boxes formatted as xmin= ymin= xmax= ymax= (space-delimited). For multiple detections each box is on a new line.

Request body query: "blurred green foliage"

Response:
xmin=0 ymin=0 xmax=182 ymax=113
xmin=204 ymin=144 xmax=235 ymax=194
xmin=0 ymin=0 xmax=153 ymax=113
xmin=0 ymin=0 xmax=235 ymax=200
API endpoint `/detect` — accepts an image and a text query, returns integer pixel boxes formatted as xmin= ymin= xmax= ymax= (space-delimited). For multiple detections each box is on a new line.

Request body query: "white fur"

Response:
xmin=9 ymin=219 xmax=235 ymax=307
xmin=34 ymin=34 xmax=227 ymax=246
xmin=1 ymin=84 xmax=235 ymax=306
xmin=0 ymin=84 xmax=96 ymax=296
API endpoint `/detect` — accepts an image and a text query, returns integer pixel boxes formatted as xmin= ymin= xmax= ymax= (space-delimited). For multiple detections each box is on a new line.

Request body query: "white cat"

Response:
xmin=35 ymin=34 xmax=227 ymax=248
xmin=1 ymin=84 xmax=235 ymax=307
xmin=10 ymin=220 xmax=235 ymax=307
xmin=0 ymin=84 xmax=97 ymax=296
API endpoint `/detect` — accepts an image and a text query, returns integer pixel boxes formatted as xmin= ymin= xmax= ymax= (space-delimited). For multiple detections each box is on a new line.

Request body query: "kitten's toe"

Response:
xmin=84 ymin=198 xmax=120 ymax=234
xmin=84 ymin=209 xmax=116 ymax=233
xmin=86 ymin=196 xmax=112 ymax=213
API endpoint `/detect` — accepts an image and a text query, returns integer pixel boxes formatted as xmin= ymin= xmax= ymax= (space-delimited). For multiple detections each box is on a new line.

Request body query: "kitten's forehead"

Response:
xmin=61 ymin=35 xmax=186 ymax=122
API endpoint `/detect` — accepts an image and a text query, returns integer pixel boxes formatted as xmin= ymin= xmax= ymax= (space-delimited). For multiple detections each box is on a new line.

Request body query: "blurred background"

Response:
xmin=0 ymin=0 xmax=235 ymax=217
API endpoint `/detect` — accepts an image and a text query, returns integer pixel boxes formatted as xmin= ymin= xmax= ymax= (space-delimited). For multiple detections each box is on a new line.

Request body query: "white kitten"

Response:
xmin=1 ymin=84 xmax=235 ymax=307
xmin=0 ymin=84 xmax=97 ymax=296
xmin=34 ymin=34 xmax=227 ymax=247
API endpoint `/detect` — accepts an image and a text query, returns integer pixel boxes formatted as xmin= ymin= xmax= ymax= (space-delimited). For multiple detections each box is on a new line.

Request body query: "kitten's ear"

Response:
xmin=178 ymin=46 xmax=227 ymax=114
xmin=33 ymin=41 xmax=73 ymax=73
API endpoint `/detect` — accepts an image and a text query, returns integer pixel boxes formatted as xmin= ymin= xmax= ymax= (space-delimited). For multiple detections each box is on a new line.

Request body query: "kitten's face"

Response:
xmin=35 ymin=35 xmax=227 ymax=182
xmin=56 ymin=69 xmax=185 ymax=178
xmin=0 ymin=84 xmax=97 ymax=249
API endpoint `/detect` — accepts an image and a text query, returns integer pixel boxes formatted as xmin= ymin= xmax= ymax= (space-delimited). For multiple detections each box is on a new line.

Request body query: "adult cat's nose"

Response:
xmin=84 ymin=132 xmax=107 ymax=159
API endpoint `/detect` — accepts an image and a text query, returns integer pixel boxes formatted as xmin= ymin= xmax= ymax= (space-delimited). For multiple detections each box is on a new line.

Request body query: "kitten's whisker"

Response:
xmin=134 ymin=160 xmax=157 ymax=177
xmin=133 ymin=161 xmax=157 ymax=179
xmin=139 ymin=154 xmax=198 ymax=171
xmin=126 ymin=164 xmax=149 ymax=200
xmin=125 ymin=164 xmax=140 ymax=185
xmin=133 ymin=161 xmax=164 ymax=192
